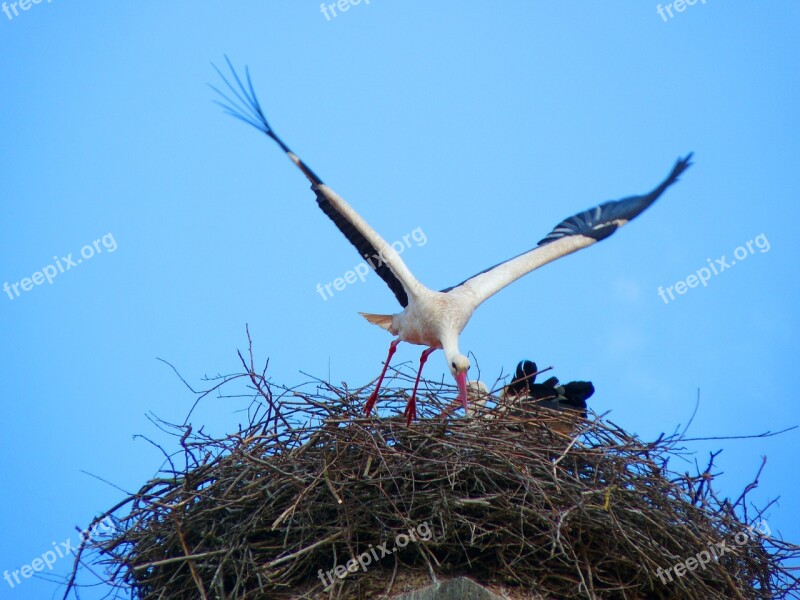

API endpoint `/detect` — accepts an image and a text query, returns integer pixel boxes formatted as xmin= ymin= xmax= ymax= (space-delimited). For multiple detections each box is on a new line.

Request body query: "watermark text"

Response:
xmin=657 ymin=233 xmax=769 ymax=304
xmin=4 ymin=232 xmax=118 ymax=302
xmin=320 ymin=0 xmax=370 ymax=22
xmin=2 ymin=0 xmax=55 ymax=22
xmin=657 ymin=0 xmax=706 ymax=22
xmin=656 ymin=518 xmax=770 ymax=584
xmin=317 ymin=520 xmax=433 ymax=587
xmin=3 ymin=517 xmax=115 ymax=589
xmin=316 ymin=226 xmax=427 ymax=301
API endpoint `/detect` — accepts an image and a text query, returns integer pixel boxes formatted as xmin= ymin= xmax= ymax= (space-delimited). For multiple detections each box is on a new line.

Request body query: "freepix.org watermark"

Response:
xmin=3 ymin=516 xmax=115 ymax=589
xmin=315 ymin=226 xmax=427 ymax=301
xmin=657 ymin=233 xmax=769 ymax=304
xmin=2 ymin=0 xmax=54 ymax=22
xmin=3 ymin=232 xmax=118 ymax=302
xmin=656 ymin=0 xmax=706 ymax=22
xmin=656 ymin=518 xmax=770 ymax=584
xmin=320 ymin=0 xmax=370 ymax=22
xmin=317 ymin=520 xmax=433 ymax=587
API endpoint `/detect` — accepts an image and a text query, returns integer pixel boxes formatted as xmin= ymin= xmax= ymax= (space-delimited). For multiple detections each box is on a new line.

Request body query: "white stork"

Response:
xmin=212 ymin=59 xmax=693 ymax=424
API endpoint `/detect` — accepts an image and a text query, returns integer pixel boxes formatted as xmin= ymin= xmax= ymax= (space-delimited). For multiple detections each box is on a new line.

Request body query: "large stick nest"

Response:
xmin=67 ymin=343 xmax=800 ymax=599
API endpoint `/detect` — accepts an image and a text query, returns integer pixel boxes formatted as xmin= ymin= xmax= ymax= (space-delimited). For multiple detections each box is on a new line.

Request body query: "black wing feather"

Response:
xmin=314 ymin=190 xmax=409 ymax=306
xmin=538 ymin=153 xmax=693 ymax=246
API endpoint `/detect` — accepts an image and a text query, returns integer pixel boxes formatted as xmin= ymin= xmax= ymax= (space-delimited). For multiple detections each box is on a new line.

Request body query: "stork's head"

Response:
xmin=447 ymin=353 xmax=471 ymax=410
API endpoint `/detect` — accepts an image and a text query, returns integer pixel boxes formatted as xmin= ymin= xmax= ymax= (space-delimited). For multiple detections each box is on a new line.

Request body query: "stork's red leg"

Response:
xmin=405 ymin=348 xmax=436 ymax=425
xmin=364 ymin=339 xmax=400 ymax=416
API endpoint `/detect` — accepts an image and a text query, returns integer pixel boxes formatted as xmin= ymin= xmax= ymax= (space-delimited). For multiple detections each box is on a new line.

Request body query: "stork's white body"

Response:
xmin=375 ymin=288 xmax=475 ymax=348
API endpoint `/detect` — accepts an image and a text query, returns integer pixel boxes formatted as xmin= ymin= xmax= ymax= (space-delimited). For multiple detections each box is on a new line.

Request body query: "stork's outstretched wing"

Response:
xmin=212 ymin=57 xmax=423 ymax=308
xmin=444 ymin=154 xmax=693 ymax=307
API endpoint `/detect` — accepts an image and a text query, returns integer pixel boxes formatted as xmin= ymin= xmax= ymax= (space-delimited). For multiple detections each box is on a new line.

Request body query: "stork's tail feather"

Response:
xmin=359 ymin=312 xmax=394 ymax=332
xmin=211 ymin=56 xmax=323 ymax=185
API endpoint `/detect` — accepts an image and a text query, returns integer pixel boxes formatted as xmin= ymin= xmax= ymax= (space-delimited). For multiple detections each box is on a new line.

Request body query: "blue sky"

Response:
xmin=1 ymin=2 xmax=798 ymax=598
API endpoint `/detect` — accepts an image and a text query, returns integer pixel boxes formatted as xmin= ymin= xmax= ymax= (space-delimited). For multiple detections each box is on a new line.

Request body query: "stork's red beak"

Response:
xmin=456 ymin=371 xmax=468 ymax=411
